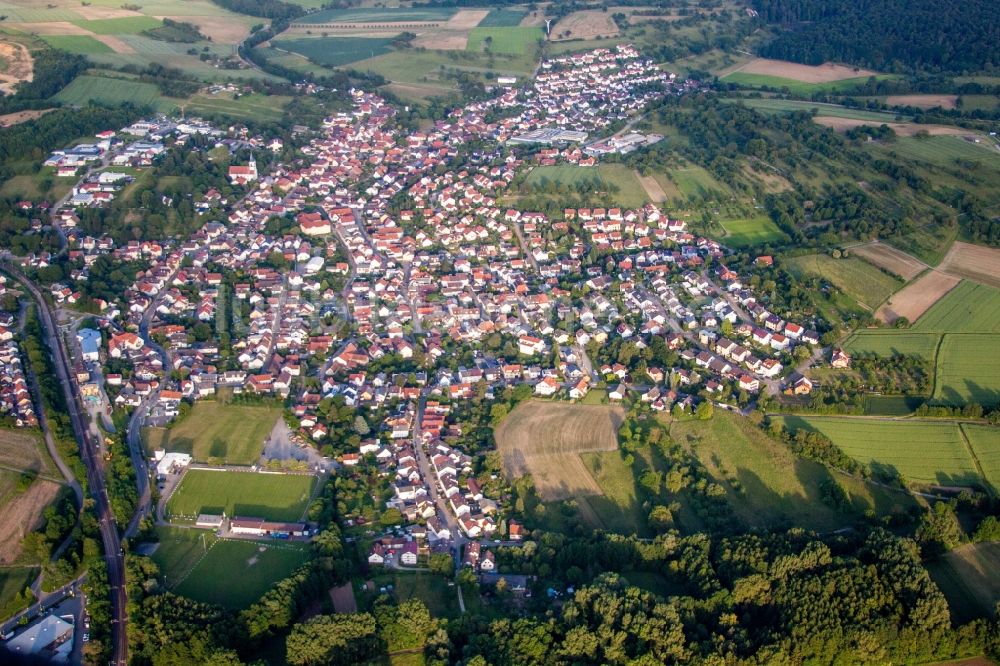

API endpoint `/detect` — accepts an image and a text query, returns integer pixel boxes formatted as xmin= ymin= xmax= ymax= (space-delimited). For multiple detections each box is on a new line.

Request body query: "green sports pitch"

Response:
xmin=165 ymin=469 xmax=316 ymax=523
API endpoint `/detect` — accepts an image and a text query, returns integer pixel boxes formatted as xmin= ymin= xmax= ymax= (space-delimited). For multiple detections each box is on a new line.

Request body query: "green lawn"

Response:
xmin=71 ymin=16 xmax=162 ymax=34
xmin=173 ymin=538 xmax=309 ymax=609
xmin=774 ymin=416 xmax=981 ymax=487
xmin=786 ymin=254 xmax=902 ymax=310
xmin=467 ymin=27 xmax=544 ymax=56
xmin=718 ymin=215 xmax=788 ymax=247
xmin=39 ymin=35 xmax=113 ymax=54
xmin=150 ymin=526 xmax=218 ymax=588
xmin=962 ymin=424 xmax=1000 ymax=493
xmin=272 ymin=36 xmax=395 ymax=68
xmin=721 ymin=97 xmax=906 ymax=122
xmin=526 ymin=164 xmax=648 ymax=208
xmin=142 ymin=400 xmax=281 ymax=464
xmin=0 ymin=566 xmax=36 ymax=621
xmin=166 ymin=470 xmax=316 ymax=522
xmin=721 ymin=72 xmax=896 ymax=94
xmin=295 ymin=7 xmax=457 ymax=23
xmin=53 ymin=74 xmax=173 ymax=111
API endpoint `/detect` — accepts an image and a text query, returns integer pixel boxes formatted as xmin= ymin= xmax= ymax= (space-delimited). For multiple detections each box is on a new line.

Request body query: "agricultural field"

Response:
xmin=0 ymin=566 xmax=36 ymax=620
xmin=962 ymin=424 xmax=1000 ymax=493
xmin=773 ymin=416 xmax=982 ymax=488
xmin=70 ymin=16 xmax=162 ymax=34
xmin=851 ymin=242 xmax=927 ymax=280
xmin=467 ymin=27 xmax=544 ymax=56
xmin=927 ymin=542 xmax=1000 ymax=624
xmin=295 ymin=7 xmax=457 ymax=24
xmin=884 ymin=94 xmax=958 ymax=110
xmin=38 ymin=35 xmax=112 ymax=54
xmin=718 ymin=215 xmax=788 ymax=247
xmin=786 ymin=254 xmax=903 ymax=310
xmin=913 ymin=281 xmax=1000 ymax=333
xmin=958 ymin=95 xmax=1000 ymax=112
xmin=0 ymin=428 xmax=57 ymax=479
xmin=477 ymin=10 xmax=526 ymax=27
xmin=526 ymin=164 xmax=649 ymax=209
xmin=884 ymin=136 xmax=1000 ymax=169
xmin=142 ymin=400 xmax=281 ymax=465
xmin=173 ymin=537 xmax=310 ymax=609
xmin=671 ymin=412 xmax=917 ymax=531
xmin=937 ymin=242 xmax=1000 ymax=289
xmin=720 ymin=59 xmax=894 ymax=94
xmin=165 ymin=470 xmax=315 ymax=523
xmin=184 ymin=92 xmax=291 ymax=122
xmin=721 ymin=72 xmax=890 ymax=94
xmin=578 ymin=447 xmax=652 ymax=536
xmin=845 ymin=332 xmax=941 ymax=358
xmin=549 ymin=10 xmax=618 ymax=41
xmin=876 ymin=271 xmax=959 ymax=325
xmin=0 ymin=478 xmax=62 ymax=565
xmin=933 ymin=334 xmax=1000 ymax=405
xmin=722 ymin=97 xmax=906 ymax=123
xmin=661 ymin=165 xmax=726 ymax=200
xmin=53 ymin=74 xmax=174 ymax=112
xmin=272 ymin=36 xmax=395 ymax=68
xmin=494 ymin=400 xmax=624 ymax=502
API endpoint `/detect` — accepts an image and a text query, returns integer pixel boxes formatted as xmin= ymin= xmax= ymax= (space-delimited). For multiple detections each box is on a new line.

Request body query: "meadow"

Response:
xmin=143 ymin=400 xmax=281 ymax=464
xmin=578 ymin=447 xmax=652 ymax=536
xmin=467 ymin=27 xmax=544 ymax=56
xmin=721 ymin=97 xmax=906 ymax=122
xmin=933 ymin=334 xmax=1000 ymax=405
xmin=365 ymin=572 xmax=460 ymax=618
xmin=165 ymin=470 xmax=315 ymax=522
xmin=173 ymin=537 xmax=310 ymax=609
xmin=272 ymin=36 xmax=395 ymax=68
xmin=885 ymin=136 xmax=1000 ymax=170
xmin=71 ymin=16 xmax=162 ymax=34
xmin=720 ymin=71 xmax=894 ymax=94
xmin=718 ymin=215 xmax=788 ymax=247
xmin=296 ymin=8 xmax=457 ymax=24
xmin=663 ymin=165 xmax=725 ymax=200
xmin=526 ymin=164 xmax=649 ymax=208
xmin=184 ymin=92 xmax=291 ymax=122
xmin=671 ymin=412 xmax=917 ymax=531
xmin=926 ymin=542 xmax=1000 ymax=624
xmin=53 ymin=74 xmax=174 ymax=112
xmin=773 ymin=416 xmax=982 ymax=487
xmin=477 ymin=10 xmax=526 ymax=27
xmin=0 ymin=428 xmax=57 ymax=479
xmin=786 ymin=254 xmax=903 ymax=310
xmin=38 ymin=35 xmax=112 ymax=54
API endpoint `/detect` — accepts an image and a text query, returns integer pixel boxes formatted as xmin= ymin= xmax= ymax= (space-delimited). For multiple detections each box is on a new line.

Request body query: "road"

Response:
xmin=0 ymin=575 xmax=86 ymax=638
xmin=3 ymin=263 xmax=129 ymax=666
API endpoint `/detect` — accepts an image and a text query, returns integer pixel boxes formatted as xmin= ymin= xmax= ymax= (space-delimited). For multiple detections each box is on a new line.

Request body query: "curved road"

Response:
xmin=3 ymin=262 xmax=128 ymax=666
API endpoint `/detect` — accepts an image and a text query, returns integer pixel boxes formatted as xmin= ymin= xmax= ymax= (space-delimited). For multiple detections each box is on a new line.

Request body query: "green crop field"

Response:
xmin=172 ymin=537 xmax=309 ymax=609
xmin=720 ymin=72 xmax=895 ymax=94
xmin=296 ymin=7 xmax=457 ymax=24
xmin=934 ymin=334 xmax=1000 ymax=405
xmin=272 ymin=36 xmax=395 ymax=68
xmin=527 ymin=164 xmax=649 ymax=208
xmin=962 ymin=424 xmax=1000 ymax=493
xmin=53 ymin=74 xmax=173 ymax=111
xmin=142 ymin=400 xmax=281 ymax=464
xmin=885 ymin=136 xmax=1000 ymax=170
xmin=927 ymin=542 xmax=1000 ymax=624
xmin=165 ymin=470 xmax=315 ymax=522
xmin=39 ymin=35 xmax=113 ymax=54
xmin=478 ymin=10 xmax=527 ymax=27
xmin=787 ymin=254 xmax=902 ymax=310
xmin=71 ymin=16 xmax=162 ymax=34
xmin=721 ymin=97 xmax=906 ymax=122
xmin=774 ymin=416 xmax=981 ymax=487
xmin=670 ymin=412 xmax=918 ymax=531
xmin=0 ymin=4 xmax=82 ymax=22
xmin=185 ymin=93 xmax=290 ymax=122
xmin=0 ymin=566 xmax=36 ymax=621
xmin=959 ymin=95 xmax=1000 ymax=112
xmin=911 ymin=281 xmax=1000 ymax=333
xmin=467 ymin=27 xmax=544 ymax=56
xmin=719 ymin=216 xmax=788 ymax=247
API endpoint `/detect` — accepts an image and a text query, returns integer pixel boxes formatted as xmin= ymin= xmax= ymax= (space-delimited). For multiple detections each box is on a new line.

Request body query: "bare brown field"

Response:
xmin=410 ymin=8 xmax=486 ymax=48
xmin=550 ymin=10 xmax=618 ymax=41
xmin=636 ymin=171 xmax=666 ymax=203
xmin=852 ymin=241 xmax=926 ymax=280
xmin=0 ymin=430 xmax=55 ymax=478
xmin=0 ymin=42 xmax=33 ymax=95
xmin=876 ymin=270 xmax=960 ymax=324
xmin=813 ymin=117 xmax=970 ymax=136
xmin=159 ymin=15 xmax=252 ymax=43
xmin=0 ymin=480 xmax=61 ymax=564
xmin=937 ymin=241 xmax=1000 ymax=289
xmin=495 ymin=400 xmax=624 ymax=502
xmin=886 ymin=94 xmax=958 ymax=110
xmin=0 ymin=108 xmax=55 ymax=127
xmin=73 ymin=5 xmax=138 ymax=20
xmin=93 ymin=35 xmax=135 ymax=54
xmin=447 ymin=9 xmax=488 ymax=29
xmin=739 ymin=58 xmax=876 ymax=83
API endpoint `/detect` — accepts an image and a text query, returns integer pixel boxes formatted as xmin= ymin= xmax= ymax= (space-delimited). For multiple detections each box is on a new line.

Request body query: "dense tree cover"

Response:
xmin=286 ymin=613 xmax=379 ymax=666
xmin=210 ymin=0 xmax=303 ymax=20
xmin=755 ymin=0 xmax=1000 ymax=74
xmin=0 ymin=49 xmax=86 ymax=115
xmin=131 ymin=593 xmax=242 ymax=666
xmin=103 ymin=431 xmax=138 ymax=525
xmin=0 ymin=202 xmax=60 ymax=256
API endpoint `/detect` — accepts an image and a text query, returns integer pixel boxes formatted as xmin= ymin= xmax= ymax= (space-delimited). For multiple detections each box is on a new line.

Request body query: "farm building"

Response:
xmin=230 ymin=516 xmax=307 ymax=538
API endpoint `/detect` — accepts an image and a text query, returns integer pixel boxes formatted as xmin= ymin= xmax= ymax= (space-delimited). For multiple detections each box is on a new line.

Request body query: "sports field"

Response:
xmin=718 ymin=216 xmax=788 ymax=247
xmin=272 ymin=36 xmax=395 ymax=68
xmin=171 ymin=536 xmax=309 ymax=609
xmin=774 ymin=416 xmax=981 ymax=487
xmin=296 ymin=7 xmax=457 ymax=24
xmin=165 ymin=470 xmax=315 ymax=522
xmin=495 ymin=400 xmax=624 ymax=502
xmin=927 ymin=542 xmax=1000 ymax=624
xmin=143 ymin=400 xmax=281 ymax=464
xmin=527 ymin=164 xmax=648 ymax=208
xmin=478 ymin=10 xmax=526 ymax=27
xmin=53 ymin=74 xmax=173 ymax=112
xmin=467 ymin=27 xmax=544 ymax=55
xmin=962 ymin=424 xmax=1000 ymax=492
xmin=787 ymin=254 xmax=903 ymax=310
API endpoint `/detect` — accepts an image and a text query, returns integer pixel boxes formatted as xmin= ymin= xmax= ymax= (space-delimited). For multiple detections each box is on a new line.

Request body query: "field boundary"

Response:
xmin=957 ymin=424 xmax=992 ymax=496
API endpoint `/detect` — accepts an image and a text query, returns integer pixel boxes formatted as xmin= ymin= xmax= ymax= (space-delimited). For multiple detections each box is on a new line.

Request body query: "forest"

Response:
xmin=754 ymin=0 xmax=1000 ymax=74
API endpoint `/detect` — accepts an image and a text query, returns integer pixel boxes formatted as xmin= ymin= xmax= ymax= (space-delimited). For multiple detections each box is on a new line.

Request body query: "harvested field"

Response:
xmin=813 ymin=117 xmax=970 ymax=136
xmin=736 ymin=58 xmax=876 ymax=83
xmin=0 ymin=480 xmax=61 ymax=564
xmin=0 ymin=41 xmax=33 ymax=95
xmin=0 ymin=109 xmax=54 ymax=127
xmin=636 ymin=171 xmax=666 ymax=203
xmin=886 ymin=94 xmax=957 ymax=109
xmin=494 ymin=400 xmax=624 ymax=502
xmin=410 ymin=8 xmax=486 ymax=49
xmin=938 ymin=241 xmax=1000 ymax=289
xmin=9 ymin=21 xmax=89 ymax=35
xmin=550 ymin=10 xmax=618 ymax=41
xmin=447 ymin=9 xmax=489 ymax=29
xmin=852 ymin=241 xmax=926 ymax=280
xmin=93 ymin=35 xmax=135 ymax=53
xmin=876 ymin=270 xmax=959 ymax=324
